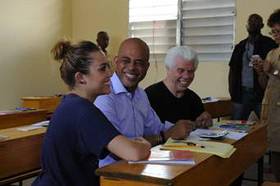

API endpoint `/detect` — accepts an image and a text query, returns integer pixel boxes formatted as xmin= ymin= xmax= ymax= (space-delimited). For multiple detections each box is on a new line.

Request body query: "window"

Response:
xmin=129 ymin=0 xmax=178 ymax=63
xmin=129 ymin=0 xmax=235 ymax=62
xmin=181 ymin=0 xmax=235 ymax=61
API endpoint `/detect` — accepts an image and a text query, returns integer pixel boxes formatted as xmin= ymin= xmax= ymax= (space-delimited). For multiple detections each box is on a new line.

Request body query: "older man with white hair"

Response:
xmin=145 ymin=46 xmax=212 ymax=128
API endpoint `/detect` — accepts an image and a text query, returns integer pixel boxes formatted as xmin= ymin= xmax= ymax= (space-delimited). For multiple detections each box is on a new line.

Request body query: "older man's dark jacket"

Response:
xmin=228 ymin=34 xmax=277 ymax=103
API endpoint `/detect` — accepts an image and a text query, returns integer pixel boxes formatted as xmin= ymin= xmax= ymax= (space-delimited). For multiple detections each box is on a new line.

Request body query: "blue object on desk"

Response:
xmin=219 ymin=124 xmax=250 ymax=132
xmin=16 ymin=107 xmax=35 ymax=111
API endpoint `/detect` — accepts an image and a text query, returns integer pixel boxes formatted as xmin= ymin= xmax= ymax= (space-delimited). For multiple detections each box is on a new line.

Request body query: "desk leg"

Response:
xmin=258 ymin=157 xmax=264 ymax=186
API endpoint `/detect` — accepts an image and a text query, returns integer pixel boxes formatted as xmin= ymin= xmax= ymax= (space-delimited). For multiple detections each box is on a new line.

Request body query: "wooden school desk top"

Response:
xmin=96 ymin=122 xmax=267 ymax=186
xmin=21 ymin=96 xmax=61 ymax=114
xmin=0 ymin=109 xmax=47 ymax=130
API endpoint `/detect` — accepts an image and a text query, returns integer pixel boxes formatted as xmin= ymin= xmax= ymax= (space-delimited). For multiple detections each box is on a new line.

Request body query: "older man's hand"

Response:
xmin=164 ymin=120 xmax=193 ymax=140
xmin=195 ymin=111 xmax=213 ymax=128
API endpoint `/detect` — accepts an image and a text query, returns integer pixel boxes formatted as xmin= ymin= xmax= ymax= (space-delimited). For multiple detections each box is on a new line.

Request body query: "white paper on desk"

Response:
xmin=225 ymin=131 xmax=247 ymax=140
xmin=32 ymin=120 xmax=49 ymax=127
xmin=0 ymin=134 xmax=8 ymax=141
xmin=202 ymin=97 xmax=220 ymax=103
xmin=247 ymin=111 xmax=259 ymax=123
xmin=17 ymin=125 xmax=43 ymax=132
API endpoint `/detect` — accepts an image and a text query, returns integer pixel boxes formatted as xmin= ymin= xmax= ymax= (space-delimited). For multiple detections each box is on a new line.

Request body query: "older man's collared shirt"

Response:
xmin=94 ymin=73 xmax=173 ymax=167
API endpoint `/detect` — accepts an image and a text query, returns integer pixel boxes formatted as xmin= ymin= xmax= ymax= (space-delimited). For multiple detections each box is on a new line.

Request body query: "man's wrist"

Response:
xmin=160 ymin=131 xmax=166 ymax=144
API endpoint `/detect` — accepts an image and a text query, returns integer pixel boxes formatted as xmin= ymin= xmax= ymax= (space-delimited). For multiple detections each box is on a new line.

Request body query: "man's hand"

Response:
xmin=164 ymin=120 xmax=193 ymax=140
xmin=253 ymin=60 xmax=264 ymax=75
xmin=195 ymin=111 xmax=212 ymax=128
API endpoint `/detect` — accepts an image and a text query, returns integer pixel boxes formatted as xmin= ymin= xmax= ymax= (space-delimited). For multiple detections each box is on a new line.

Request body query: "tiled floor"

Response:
xmin=14 ymin=154 xmax=277 ymax=186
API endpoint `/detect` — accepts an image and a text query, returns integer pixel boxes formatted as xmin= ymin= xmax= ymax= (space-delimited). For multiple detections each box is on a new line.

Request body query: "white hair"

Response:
xmin=164 ymin=46 xmax=199 ymax=70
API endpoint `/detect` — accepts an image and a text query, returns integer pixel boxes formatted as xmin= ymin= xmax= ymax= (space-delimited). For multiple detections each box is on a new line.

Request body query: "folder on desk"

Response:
xmin=161 ymin=138 xmax=236 ymax=158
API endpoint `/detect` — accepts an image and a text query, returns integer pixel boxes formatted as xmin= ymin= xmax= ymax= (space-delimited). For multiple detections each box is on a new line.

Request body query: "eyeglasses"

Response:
xmin=269 ymin=29 xmax=280 ymax=36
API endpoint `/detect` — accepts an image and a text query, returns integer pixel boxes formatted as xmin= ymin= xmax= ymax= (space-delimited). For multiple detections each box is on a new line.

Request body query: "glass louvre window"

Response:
xmin=129 ymin=0 xmax=235 ymax=63
xmin=181 ymin=0 xmax=235 ymax=62
xmin=129 ymin=0 xmax=178 ymax=63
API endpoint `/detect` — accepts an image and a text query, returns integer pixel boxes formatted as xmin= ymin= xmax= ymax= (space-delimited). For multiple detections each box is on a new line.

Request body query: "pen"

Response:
xmin=170 ymin=140 xmax=205 ymax=148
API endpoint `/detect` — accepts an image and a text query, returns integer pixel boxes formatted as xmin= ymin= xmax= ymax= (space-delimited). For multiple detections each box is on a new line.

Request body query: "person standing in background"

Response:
xmin=96 ymin=31 xmax=109 ymax=55
xmin=261 ymin=9 xmax=280 ymax=181
xmin=228 ymin=13 xmax=277 ymax=186
xmin=228 ymin=14 xmax=277 ymax=120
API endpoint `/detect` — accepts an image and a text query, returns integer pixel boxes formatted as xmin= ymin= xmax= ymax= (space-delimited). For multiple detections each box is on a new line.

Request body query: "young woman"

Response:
xmin=261 ymin=9 xmax=280 ymax=181
xmin=32 ymin=40 xmax=151 ymax=186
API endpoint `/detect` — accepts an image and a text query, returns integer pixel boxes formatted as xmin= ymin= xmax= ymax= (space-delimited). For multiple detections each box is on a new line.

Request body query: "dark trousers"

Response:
xmin=231 ymin=87 xmax=261 ymax=186
xmin=232 ymin=87 xmax=261 ymax=120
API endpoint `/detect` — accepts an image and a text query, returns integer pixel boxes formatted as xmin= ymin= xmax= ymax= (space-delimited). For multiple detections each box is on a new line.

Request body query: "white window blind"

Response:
xmin=181 ymin=0 xmax=235 ymax=62
xmin=129 ymin=0 xmax=178 ymax=63
xmin=129 ymin=0 xmax=235 ymax=63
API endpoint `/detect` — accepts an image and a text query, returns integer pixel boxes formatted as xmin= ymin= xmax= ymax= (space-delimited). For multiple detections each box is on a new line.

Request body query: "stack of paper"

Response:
xmin=17 ymin=120 xmax=49 ymax=132
xmin=217 ymin=120 xmax=255 ymax=125
xmin=32 ymin=120 xmax=50 ymax=127
xmin=201 ymin=96 xmax=220 ymax=103
xmin=211 ymin=121 xmax=252 ymax=140
xmin=17 ymin=125 xmax=43 ymax=131
xmin=225 ymin=131 xmax=248 ymax=140
xmin=218 ymin=124 xmax=250 ymax=133
xmin=161 ymin=138 xmax=236 ymax=158
xmin=129 ymin=147 xmax=195 ymax=165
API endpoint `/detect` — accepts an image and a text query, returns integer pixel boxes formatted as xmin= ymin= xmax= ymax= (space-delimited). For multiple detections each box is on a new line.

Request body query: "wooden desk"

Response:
xmin=204 ymin=97 xmax=232 ymax=119
xmin=21 ymin=96 xmax=61 ymax=114
xmin=0 ymin=127 xmax=46 ymax=184
xmin=97 ymin=123 xmax=267 ymax=186
xmin=0 ymin=110 xmax=47 ymax=130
